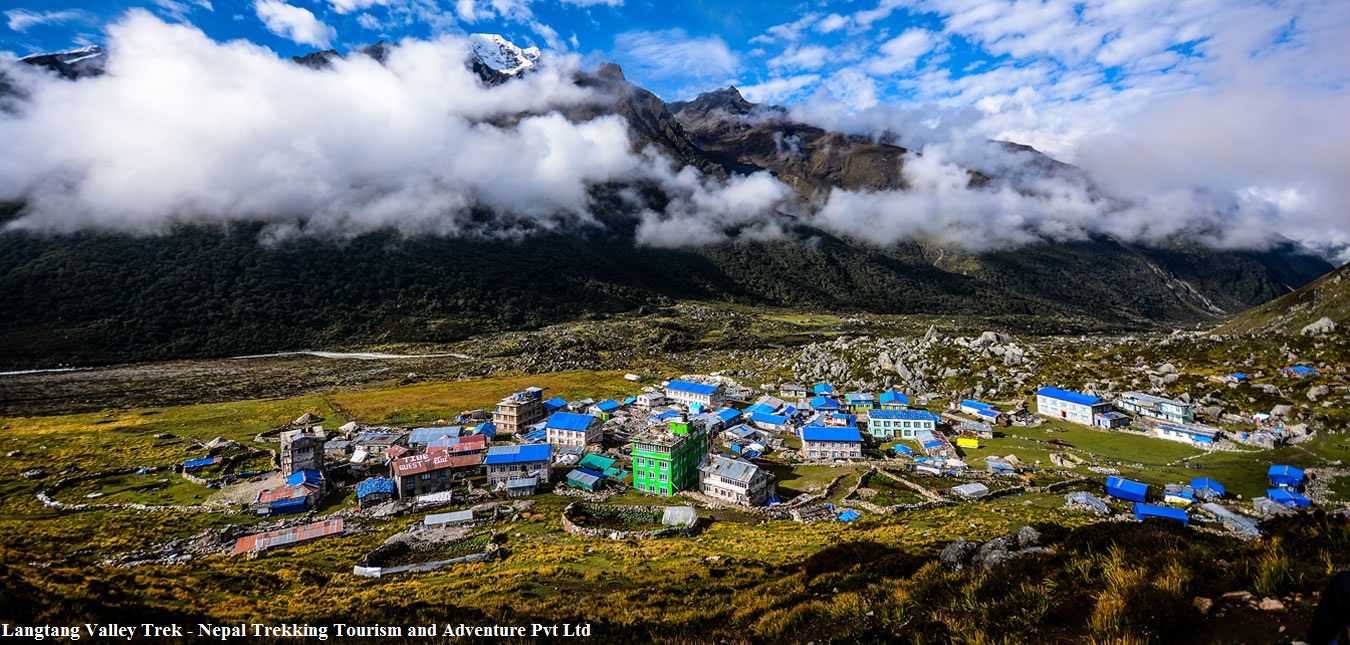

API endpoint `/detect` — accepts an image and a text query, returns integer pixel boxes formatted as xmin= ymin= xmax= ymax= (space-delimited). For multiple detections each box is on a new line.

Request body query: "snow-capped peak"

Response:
xmin=468 ymin=33 xmax=540 ymax=76
xmin=20 ymin=45 xmax=104 ymax=63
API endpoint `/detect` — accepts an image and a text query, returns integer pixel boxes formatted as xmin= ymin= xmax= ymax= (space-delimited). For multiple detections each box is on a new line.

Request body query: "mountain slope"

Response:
xmin=1218 ymin=261 xmax=1349 ymax=334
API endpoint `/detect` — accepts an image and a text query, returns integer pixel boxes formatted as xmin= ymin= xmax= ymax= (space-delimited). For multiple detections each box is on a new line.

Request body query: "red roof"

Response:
xmin=392 ymin=451 xmax=482 ymax=477
xmin=255 ymin=483 xmax=320 ymax=504
xmin=387 ymin=445 xmax=409 ymax=459
xmin=233 ymin=519 xmax=344 ymax=555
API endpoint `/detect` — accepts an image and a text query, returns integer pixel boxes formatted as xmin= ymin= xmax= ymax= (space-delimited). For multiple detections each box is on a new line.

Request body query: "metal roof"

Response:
xmin=878 ymin=391 xmax=909 ymax=405
xmin=1106 ymin=476 xmax=1149 ymax=502
xmin=594 ymin=399 xmax=621 ymax=412
xmin=952 ymin=483 xmax=990 ymax=498
xmin=1267 ymin=488 xmax=1311 ymax=507
xmin=425 ymin=510 xmax=474 ymax=526
xmin=286 ymin=469 xmax=323 ymax=486
xmin=542 ymin=397 xmax=568 ymax=410
xmin=666 ymin=380 xmax=720 ymax=396
xmin=392 ymin=451 xmax=481 ymax=476
xmin=845 ymin=392 xmax=874 ymax=404
xmin=257 ymin=483 xmax=320 ymax=504
xmin=410 ymin=427 xmax=462 ymax=444
xmin=811 ymin=383 xmax=834 ymax=394
xmin=1191 ymin=477 xmax=1226 ymax=497
xmin=577 ymin=454 xmax=616 ymax=471
xmin=567 ymin=469 xmax=606 ymax=487
xmin=546 ymin=411 xmax=598 ymax=432
xmin=959 ymin=399 xmax=993 ymax=410
xmin=506 ymin=476 xmax=538 ymax=489
xmin=484 ymin=444 xmax=551 ymax=465
xmin=750 ymin=411 xmax=789 ymax=425
xmin=800 ymin=425 xmax=862 ymax=442
xmin=713 ymin=408 xmax=741 ymax=422
xmin=1268 ymin=465 xmax=1304 ymax=482
xmin=869 ymin=409 xmax=938 ymax=422
xmin=1036 ymin=387 xmax=1102 ymax=406
xmin=700 ymin=455 xmax=760 ymax=483
xmin=233 ymin=519 xmax=343 ymax=555
xmin=808 ymin=395 xmax=842 ymax=410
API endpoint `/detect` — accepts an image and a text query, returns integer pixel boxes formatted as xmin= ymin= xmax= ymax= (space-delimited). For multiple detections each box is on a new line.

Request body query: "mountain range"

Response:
xmin=0 ymin=36 xmax=1336 ymax=367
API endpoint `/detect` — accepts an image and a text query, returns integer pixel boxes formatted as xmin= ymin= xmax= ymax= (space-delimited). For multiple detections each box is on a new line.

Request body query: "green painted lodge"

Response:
xmin=631 ymin=420 xmax=708 ymax=496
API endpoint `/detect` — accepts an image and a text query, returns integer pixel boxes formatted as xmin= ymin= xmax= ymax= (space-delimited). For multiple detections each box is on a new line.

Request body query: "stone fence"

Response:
xmin=560 ymin=502 xmax=700 ymax=540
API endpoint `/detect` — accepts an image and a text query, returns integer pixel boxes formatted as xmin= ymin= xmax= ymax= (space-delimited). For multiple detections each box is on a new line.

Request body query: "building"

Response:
xmin=698 ymin=455 xmax=775 ymax=506
xmin=1105 ymin=476 xmax=1148 ymax=503
xmin=355 ymin=477 xmax=397 ymax=506
xmin=566 ymin=468 xmax=608 ymax=492
xmin=631 ymin=420 xmax=708 ymax=496
xmin=544 ymin=411 xmax=604 ymax=447
xmin=844 ymin=392 xmax=875 ymax=411
xmin=592 ymin=399 xmax=621 ymax=420
xmin=492 ymin=387 xmax=547 ymax=436
xmin=867 ymin=409 xmax=939 ymax=440
xmin=811 ymin=383 xmax=834 ymax=395
xmin=808 ymin=395 xmax=842 ymax=412
xmin=952 ymin=482 xmax=990 ymax=499
xmin=1134 ymin=503 xmax=1189 ymax=525
xmin=253 ymin=470 xmax=324 ymax=515
xmin=1280 ymin=365 xmax=1321 ymax=378
xmin=663 ymin=380 xmax=726 ymax=408
xmin=878 ymin=390 xmax=910 ymax=410
xmin=1153 ymin=423 xmax=1220 ymax=448
xmin=351 ymin=432 xmax=402 ymax=463
xmin=1268 ymin=465 xmax=1305 ymax=488
xmin=780 ymin=384 xmax=807 ymax=399
xmin=1094 ymin=411 xmax=1130 ymax=429
xmin=1035 ymin=387 xmax=1112 ymax=426
xmin=634 ymin=392 xmax=666 ymax=408
xmin=1117 ymin=391 xmax=1195 ymax=425
xmin=483 ymin=444 xmax=552 ymax=488
xmin=506 ymin=477 xmax=539 ymax=497
xmin=408 ymin=426 xmax=463 ymax=449
xmin=800 ymin=425 xmax=863 ymax=461
xmin=959 ymin=400 xmax=994 ymax=416
xmin=391 ymin=451 xmax=483 ymax=498
xmin=279 ymin=427 xmax=326 ymax=476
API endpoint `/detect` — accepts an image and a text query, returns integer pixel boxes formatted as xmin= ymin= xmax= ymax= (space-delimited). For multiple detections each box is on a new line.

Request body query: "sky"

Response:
xmin=1 ymin=1 xmax=1348 ymax=260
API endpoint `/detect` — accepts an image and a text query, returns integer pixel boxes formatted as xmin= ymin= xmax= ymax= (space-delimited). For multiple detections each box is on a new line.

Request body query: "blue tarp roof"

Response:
xmin=959 ymin=399 xmax=993 ymax=410
xmin=1285 ymin=365 xmax=1320 ymax=374
xmin=485 ymin=444 xmax=551 ymax=465
xmin=1036 ymin=387 xmax=1102 ymax=406
xmin=1191 ymin=478 xmax=1226 ymax=497
xmin=268 ymin=498 xmax=309 ymax=514
xmin=871 ymin=409 xmax=938 ymax=422
xmin=893 ymin=444 xmax=914 ymax=455
xmin=622 ymin=396 xmax=637 ymax=405
xmin=1106 ymin=476 xmax=1149 ymax=502
xmin=801 ymin=426 xmax=862 ymax=442
xmin=474 ymin=422 xmax=496 ymax=437
xmin=1267 ymin=488 xmax=1312 ymax=507
xmin=713 ymin=408 xmax=741 ymax=423
xmin=809 ymin=395 xmax=842 ymax=410
xmin=356 ymin=478 xmax=396 ymax=499
xmin=286 ymin=470 xmax=323 ymax=487
xmin=542 ymin=397 xmax=568 ymax=411
xmin=183 ymin=456 xmax=218 ymax=469
xmin=667 ymin=380 xmax=719 ymax=395
xmin=1134 ymin=503 xmax=1189 ymax=524
xmin=546 ymin=411 xmax=597 ymax=431
xmin=1268 ymin=464 xmax=1304 ymax=484
xmin=782 ymin=405 xmax=798 ymax=416
xmin=923 ymin=440 xmax=943 ymax=449
xmin=518 ymin=429 xmax=547 ymax=443
xmin=812 ymin=383 xmax=834 ymax=394
xmin=595 ymin=399 xmax=621 ymax=412
xmin=837 ymin=510 xmax=861 ymax=521
xmin=750 ymin=411 xmax=789 ymax=425
xmin=976 ymin=408 xmax=1002 ymax=418
xmin=648 ymin=410 xmax=683 ymax=423
xmin=1230 ymin=373 xmax=1248 ymax=380
xmin=879 ymin=391 xmax=910 ymax=405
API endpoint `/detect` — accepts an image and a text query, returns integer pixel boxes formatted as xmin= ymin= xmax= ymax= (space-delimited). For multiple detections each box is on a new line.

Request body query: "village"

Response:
xmin=100 ymin=365 xmax=1339 ymax=571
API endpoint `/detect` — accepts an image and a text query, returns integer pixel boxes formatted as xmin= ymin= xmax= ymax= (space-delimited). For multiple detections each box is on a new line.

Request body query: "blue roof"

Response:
xmin=845 ymin=392 xmax=874 ymax=404
xmin=976 ymin=408 xmax=1002 ymax=418
xmin=1036 ymin=387 xmax=1102 ymax=406
xmin=809 ymin=395 xmax=842 ymax=410
xmin=594 ymin=399 xmax=621 ymax=412
xmin=546 ymin=411 xmax=597 ymax=431
xmin=750 ymin=411 xmax=789 ymax=425
xmin=713 ymin=408 xmax=741 ymax=423
xmin=837 ymin=510 xmax=861 ymax=521
xmin=812 ymin=383 xmax=834 ymax=394
xmin=648 ymin=410 xmax=682 ymax=423
xmin=268 ymin=497 xmax=309 ymax=514
xmin=782 ymin=405 xmax=798 ymax=416
xmin=1285 ymin=365 xmax=1320 ymax=374
xmin=474 ymin=422 xmax=496 ymax=437
xmin=1190 ymin=478 xmax=1226 ymax=496
xmin=484 ymin=444 xmax=551 ymax=465
xmin=1268 ymin=465 xmax=1305 ymax=485
xmin=801 ymin=426 xmax=862 ymax=442
xmin=183 ymin=456 xmax=218 ymax=469
xmin=622 ymin=396 xmax=637 ymax=405
xmin=518 ymin=429 xmax=548 ymax=443
xmin=744 ymin=402 xmax=777 ymax=415
xmin=959 ymin=399 xmax=993 ymax=410
xmin=922 ymin=440 xmax=943 ymax=449
xmin=1267 ymin=489 xmax=1312 ymax=507
xmin=893 ymin=444 xmax=914 ymax=455
xmin=573 ymin=467 xmax=608 ymax=479
xmin=286 ymin=470 xmax=323 ymax=487
xmin=542 ymin=397 xmax=568 ymax=411
xmin=410 ymin=427 xmax=460 ymax=444
xmin=1229 ymin=373 xmax=1248 ymax=380
xmin=870 ymin=409 xmax=938 ymax=422
xmin=1134 ymin=503 xmax=1189 ymax=524
xmin=878 ymin=391 xmax=909 ymax=405
xmin=1105 ymin=476 xmax=1149 ymax=502
xmin=356 ymin=477 xmax=396 ymax=499
xmin=666 ymin=380 xmax=719 ymax=396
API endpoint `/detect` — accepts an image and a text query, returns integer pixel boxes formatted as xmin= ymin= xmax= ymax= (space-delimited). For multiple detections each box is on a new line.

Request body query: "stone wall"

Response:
xmin=559 ymin=502 xmax=700 ymax=540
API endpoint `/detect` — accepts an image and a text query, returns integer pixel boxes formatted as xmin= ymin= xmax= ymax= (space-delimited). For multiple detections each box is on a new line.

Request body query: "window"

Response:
xmin=421 ymin=473 xmax=432 ymax=480
xmin=659 ymin=473 xmax=667 ymax=482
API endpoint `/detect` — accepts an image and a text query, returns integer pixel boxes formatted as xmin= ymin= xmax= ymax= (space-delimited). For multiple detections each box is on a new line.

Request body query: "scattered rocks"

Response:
xmin=1193 ymin=596 xmax=1213 ymax=615
xmin=941 ymin=527 xmax=1050 ymax=570
xmin=1271 ymin=404 xmax=1294 ymax=418
xmin=940 ymin=538 xmax=979 ymax=570
xmin=6 ymin=450 xmax=22 ymax=457
xmin=1300 ymin=316 xmax=1336 ymax=336
xmin=1308 ymin=385 xmax=1330 ymax=401
xmin=19 ymin=469 xmax=45 ymax=480
xmin=1221 ymin=591 xmax=1254 ymax=602
xmin=1258 ymin=597 xmax=1286 ymax=612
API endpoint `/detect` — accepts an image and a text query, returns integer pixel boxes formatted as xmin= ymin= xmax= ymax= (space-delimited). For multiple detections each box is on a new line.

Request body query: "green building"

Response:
xmin=630 ymin=420 xmax=707 ymax=496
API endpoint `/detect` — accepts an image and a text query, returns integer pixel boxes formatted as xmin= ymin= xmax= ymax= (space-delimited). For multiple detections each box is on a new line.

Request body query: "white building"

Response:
xmin=698 ymin=455 xmax=776 ymax=506
xmin=544 ymin=412 xmax=604 ymax=447
xmin=1117 ymin=391 xmax=1195 ymax=425
xmin=1035 ymin=387 xmax=1112 ymax=426
xmin=664 ymin=380 xmax=726 ymax=409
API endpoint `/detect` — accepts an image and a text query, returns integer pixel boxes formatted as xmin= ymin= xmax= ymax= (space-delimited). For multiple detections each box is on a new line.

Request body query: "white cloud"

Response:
xmin=355 ymin=13 xmax=380 ymax=30
xmin=738 ymin=74 xmax=820 ymax=103
xmin=254 ymin=0 xmax=336 ymax=48
xmin=767 ymin=45 xmax=831 ymax=71
xmin=558 ymin=0 xmax=622 ymax=6
xmin=815 ymin=13 xmax=849 ymax=34
xmin=866 ymin=28 xmax=936 ymax=75
xmin=327 ymin=0 xmax=391 ymax=14
xmin=5 ymin=9 xmax=90 ymax=32
xmin=612 ymin=29 xmax=737 ymax=85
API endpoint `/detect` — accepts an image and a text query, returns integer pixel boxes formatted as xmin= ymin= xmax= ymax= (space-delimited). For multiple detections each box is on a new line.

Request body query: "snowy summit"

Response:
xmin=468 ymin=33 xmax=540 ymax=76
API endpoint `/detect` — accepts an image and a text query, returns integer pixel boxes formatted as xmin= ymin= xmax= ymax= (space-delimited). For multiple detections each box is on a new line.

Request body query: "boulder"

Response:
xmin=970 ymin=331 xmax=1010 ymax=350
xmin=1015 ymin=525 xmax=1040 ymax=549
xmin=1308 ymin=385 xmax=1330 ymax=401
xmin=1003 ymin=345 xmax=1025 ymax=367
xmin=1159 ymin=363 xmax=1178 ymax=375
xmin=940 ymin=538 xmax=979 ymax=570
xmin=1193 ymin=597 xmax=1213 ymax=615
xmin=1258 ymin=597 xmax=1285 ymax=611
xmin=1300 ymin=317 xmax=1336 ymax=336
xmin=973 ymin=535 xmax=1014 ymax=569
xmin=1270 ymin=404 xmax=1294 ymax=418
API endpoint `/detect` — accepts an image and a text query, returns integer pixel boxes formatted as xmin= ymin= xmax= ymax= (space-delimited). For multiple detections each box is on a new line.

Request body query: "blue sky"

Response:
xmin=2 ymin=1 xmax=1348 ymax=258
